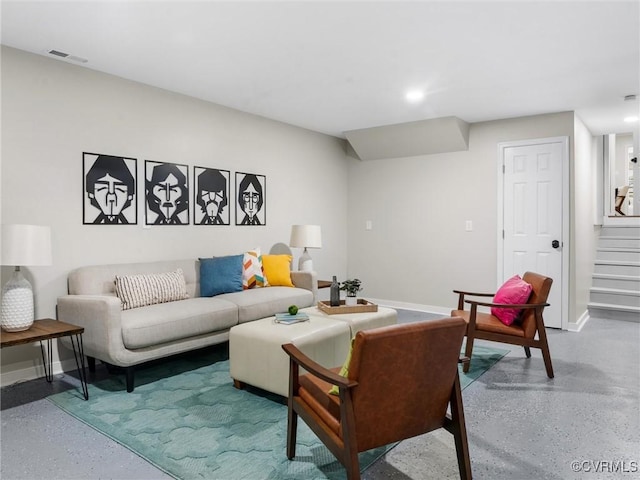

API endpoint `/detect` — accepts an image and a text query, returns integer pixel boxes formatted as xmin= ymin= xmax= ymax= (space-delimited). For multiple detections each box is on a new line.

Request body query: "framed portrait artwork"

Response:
xmin=235 ymin=172 xmax=266 ymax=225
xmin=144 ymin=160 xmax=190 ymax=225
xmin=193 ymin=167 xmax=230 ymax=225
xmin=83 ymin=152 xmax=137 ymax=225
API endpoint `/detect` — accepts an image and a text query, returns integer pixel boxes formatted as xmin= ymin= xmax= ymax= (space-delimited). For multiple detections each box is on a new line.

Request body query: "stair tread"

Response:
xmin=597 ymin=247 xmax=640 ymax=252
xmin=594 ymin=260 xmax=640 ymax=266
xmin=590 ymin=287 xmax=640 ymax=295
xmin=588 ymin=302 xmax=640 ymax=312
xmin=592 ymin=273 xmax=640 ymax=279
xmin=599 ymin=236 xmax=640 ymax=238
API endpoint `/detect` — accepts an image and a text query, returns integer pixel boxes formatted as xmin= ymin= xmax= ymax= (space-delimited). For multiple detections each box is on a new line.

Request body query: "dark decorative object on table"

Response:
xmin=330 ymin=276 xmax=340 ymax=306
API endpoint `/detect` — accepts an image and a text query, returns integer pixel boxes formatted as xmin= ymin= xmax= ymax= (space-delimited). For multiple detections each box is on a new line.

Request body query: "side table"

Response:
xmin=0 ymin=318 xmax=89 ymax=400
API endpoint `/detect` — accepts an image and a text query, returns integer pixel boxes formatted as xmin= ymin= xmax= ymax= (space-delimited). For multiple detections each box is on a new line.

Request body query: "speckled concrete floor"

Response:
xmin=363 ymin=315 xmax=640 ymax=480
xmin=1 ymin=312 xmax=638 ymax=480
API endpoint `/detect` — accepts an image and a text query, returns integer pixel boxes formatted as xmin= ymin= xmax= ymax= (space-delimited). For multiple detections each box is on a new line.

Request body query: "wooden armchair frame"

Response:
xmin=452 ymin=271 xmax=554 ymax=378
xmin=282 ymin=318 xmax=472 ymax=480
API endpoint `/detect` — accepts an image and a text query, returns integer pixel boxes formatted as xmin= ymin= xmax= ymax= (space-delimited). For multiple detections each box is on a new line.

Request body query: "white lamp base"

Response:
xmin=1 ymin=268 xmax=35 ymax=332
xmin=298 ymin=248 xmax=314 ymax=272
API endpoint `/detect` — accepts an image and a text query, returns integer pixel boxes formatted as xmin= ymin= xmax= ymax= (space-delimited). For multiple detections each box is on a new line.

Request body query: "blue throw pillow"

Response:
xmin=199 ymin=255 xmax=244 ymax=297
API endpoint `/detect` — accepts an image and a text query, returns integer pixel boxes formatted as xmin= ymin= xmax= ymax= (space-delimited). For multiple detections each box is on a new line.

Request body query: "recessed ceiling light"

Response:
xmin=624 ymin=116 xmax=639 ymax=123
xmin=405 ymin=90 xmax=425 ymax=103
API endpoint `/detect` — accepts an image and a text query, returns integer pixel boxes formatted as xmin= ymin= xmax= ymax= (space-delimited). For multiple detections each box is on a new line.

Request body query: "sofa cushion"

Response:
xmin=121 ymin=297 xmax=239 ymax=349
xmin=218 ymin=286 xmax=313 ymax=323
xmin=200 ymin=255 xmax=244 ymax=297
xmin=242 ymin=247 xmax=265 ymax=289
xmin=114 ymin=269 xmax=189 ymax=310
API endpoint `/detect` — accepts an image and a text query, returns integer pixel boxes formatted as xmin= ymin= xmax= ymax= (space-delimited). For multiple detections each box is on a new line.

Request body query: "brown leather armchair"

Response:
xmin=282 ymin=317 xmax=471 ymax=480
xmin=452 ymin=271 xmax=554 ymax=378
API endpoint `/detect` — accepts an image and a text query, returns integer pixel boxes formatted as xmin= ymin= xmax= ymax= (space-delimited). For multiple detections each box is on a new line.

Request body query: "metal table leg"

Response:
xmin=39 ymin=334 xmax=89 ymax=400
xmin=39 ymin=339 xmax=54 ymax=382
xmin=70 ymin=333 xmax=89 ymax=400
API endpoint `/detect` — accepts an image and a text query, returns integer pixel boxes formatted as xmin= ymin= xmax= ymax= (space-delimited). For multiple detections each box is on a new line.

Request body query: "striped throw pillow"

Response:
xmin=115 ymin=269 xmax=189 ymax=310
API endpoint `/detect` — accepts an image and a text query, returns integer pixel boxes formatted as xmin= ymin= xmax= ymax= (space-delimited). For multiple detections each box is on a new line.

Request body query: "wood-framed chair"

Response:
xmin=282 ymin=317 xmax=472 ymax=480
xmin=452 ymin=271 xmax=554 ymax=378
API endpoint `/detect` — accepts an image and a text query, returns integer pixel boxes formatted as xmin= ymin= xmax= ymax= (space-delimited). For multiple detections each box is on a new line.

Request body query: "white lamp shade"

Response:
xmin=289 ymin=225 xmax=322 ymax=249
xmin=1 ymin=224 xmax=52 ymax=266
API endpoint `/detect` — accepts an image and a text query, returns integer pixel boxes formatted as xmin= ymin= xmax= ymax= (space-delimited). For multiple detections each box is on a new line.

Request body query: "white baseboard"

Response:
xmin=567 ymin=309 xmax=590 ymax=332
xmin=366 ymin=298 xmax=450 ymax=315
xmin=0 ymin=358 xmax=77 ymax=388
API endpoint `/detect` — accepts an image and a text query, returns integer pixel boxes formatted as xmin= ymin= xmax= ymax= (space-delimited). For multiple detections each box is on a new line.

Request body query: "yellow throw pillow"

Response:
xmin=329 ymin=339 xmax=354 ymax=396
xmin=262 ymin=254 xmax=294 ymax=287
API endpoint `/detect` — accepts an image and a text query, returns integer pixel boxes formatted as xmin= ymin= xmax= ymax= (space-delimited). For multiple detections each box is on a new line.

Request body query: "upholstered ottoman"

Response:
xmin=304 ymin=305 xmax=398 ymax=336
xmin=229 ymin=316 xmax=351 ymax=397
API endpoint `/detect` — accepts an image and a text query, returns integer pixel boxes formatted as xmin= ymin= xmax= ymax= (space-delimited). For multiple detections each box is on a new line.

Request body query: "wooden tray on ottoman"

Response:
xmin=317 ymin=299 xmax=378 ymax=314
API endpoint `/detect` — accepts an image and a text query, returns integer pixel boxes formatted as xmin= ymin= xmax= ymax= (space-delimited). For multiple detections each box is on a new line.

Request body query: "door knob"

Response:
xmin=552 ymin=240 xmax=560 ymax=249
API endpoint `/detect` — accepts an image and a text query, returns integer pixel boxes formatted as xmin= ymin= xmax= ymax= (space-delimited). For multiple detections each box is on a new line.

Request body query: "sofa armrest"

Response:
xmin=290 ymin=270 xmax=318 ymax=303
xmin=56 ymin=294 xmax=126 ymax=365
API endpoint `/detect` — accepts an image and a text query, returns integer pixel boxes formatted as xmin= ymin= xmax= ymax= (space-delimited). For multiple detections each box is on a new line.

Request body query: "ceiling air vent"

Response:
xmin=47 ymin=49 xmax=88 ymax=63
xmin=48 ymin=49 xmax=69 ymax=58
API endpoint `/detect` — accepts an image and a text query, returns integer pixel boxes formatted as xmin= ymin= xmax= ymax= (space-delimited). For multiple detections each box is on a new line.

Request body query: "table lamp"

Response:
xmin=289 ymin=225 xmax=322 ymax=272
xmin=1 ymin=224 xmax=52 ymax=332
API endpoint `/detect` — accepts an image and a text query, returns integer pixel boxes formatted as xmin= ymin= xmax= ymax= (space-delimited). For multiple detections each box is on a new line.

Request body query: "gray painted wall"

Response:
xmin=0 ymin=47 xmax=349 ymax=380
xmin=1 ymin=46 xmax=597 ymax=383
xmin=346 ymin=111 xmax=584 ymax=320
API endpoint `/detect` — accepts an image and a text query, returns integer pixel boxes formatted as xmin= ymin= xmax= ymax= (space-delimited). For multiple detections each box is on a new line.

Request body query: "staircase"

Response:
xmin=589 ymin=225 xmax=640 ymax=322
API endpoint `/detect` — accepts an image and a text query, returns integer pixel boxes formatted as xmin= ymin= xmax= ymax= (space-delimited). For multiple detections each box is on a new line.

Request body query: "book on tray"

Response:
xmin=274 ymin=312 xmax=310 ymax=324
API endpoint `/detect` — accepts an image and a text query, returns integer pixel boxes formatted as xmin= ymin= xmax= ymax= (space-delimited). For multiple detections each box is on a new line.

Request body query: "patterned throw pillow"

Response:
xmin=491 ymin=275 xmax=533 ymax=326
xmin=242 ymin=248 xmax=265 ymax=290
xmin=115 ymin=269 xmax=189 ymax=310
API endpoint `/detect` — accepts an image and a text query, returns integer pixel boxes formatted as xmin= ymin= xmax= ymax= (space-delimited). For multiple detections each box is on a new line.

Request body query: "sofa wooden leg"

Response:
xmin=87 ymin=356 xmax=96 ymax=372
xmin=233 ymin=379 xmax=246 ymax=390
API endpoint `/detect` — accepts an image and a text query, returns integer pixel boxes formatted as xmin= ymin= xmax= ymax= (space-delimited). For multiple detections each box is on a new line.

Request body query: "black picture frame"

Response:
xmin=235 ymin=172 xmax=266 ymax=226
xmin=83 ymin=152 xmax=137 ymax=225
xmin=144 ymin=160 xmax=190 ymax=225
xmin=193 ymin=166 xmax=231 ymax=225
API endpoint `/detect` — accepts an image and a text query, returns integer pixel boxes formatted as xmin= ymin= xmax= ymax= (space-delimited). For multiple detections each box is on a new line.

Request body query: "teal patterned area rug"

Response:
xmin=48 ymin=344 xmax=508 ymax=480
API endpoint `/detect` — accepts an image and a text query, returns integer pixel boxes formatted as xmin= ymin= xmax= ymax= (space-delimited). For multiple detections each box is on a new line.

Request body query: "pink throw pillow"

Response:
xmin=491 ymin=275 xmax=533 ymax=326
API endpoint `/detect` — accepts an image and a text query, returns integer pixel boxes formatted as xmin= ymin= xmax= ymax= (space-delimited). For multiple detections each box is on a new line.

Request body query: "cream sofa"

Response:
xmin=57 ymin=259 xmax=317 ymax=392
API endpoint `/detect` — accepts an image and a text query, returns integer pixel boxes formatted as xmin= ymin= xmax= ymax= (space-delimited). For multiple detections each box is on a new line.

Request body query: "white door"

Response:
xmin=500 ymin=138 xmax=567 ymax=329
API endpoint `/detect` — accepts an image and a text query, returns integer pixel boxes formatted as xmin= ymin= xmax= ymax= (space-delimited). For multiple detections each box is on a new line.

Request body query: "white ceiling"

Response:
xmin=2 ymin=1 xmax=639 ymax=138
